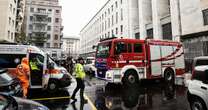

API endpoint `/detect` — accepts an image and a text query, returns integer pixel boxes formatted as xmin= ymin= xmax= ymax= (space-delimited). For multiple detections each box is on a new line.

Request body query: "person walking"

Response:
xmin=71 ymin=57 xmax=87 ymax=103
xmin=66 ymin=56 xmax=74 ymax=75
xmin=16 ymin=57 xmax=30 ymax=98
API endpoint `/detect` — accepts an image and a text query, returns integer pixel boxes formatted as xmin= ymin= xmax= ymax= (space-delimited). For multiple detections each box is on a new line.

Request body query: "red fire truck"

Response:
xmin=95 ymin=38 xmax=185 ymax=86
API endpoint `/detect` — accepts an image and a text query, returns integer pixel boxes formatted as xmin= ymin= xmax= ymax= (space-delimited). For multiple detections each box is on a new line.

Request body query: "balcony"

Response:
xmin=32 ymin=29 xmax=47 ymax=33
xmin=33 ymin=11 xmax=49 ymax=16
xmin=33 ymin=20 xmax=48 ymax=25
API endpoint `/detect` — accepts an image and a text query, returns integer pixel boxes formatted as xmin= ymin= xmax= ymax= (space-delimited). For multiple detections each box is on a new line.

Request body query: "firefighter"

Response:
xmin=71 ymin=57 xmax=88 ymax=103
xmin=16 ymin=57 xmax=30 ymax=98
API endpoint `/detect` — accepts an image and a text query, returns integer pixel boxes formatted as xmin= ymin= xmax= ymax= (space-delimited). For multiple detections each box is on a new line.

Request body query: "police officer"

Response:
xmin=71 ymin=57 xmax=87 ymax=103
xmin=30 ymin=58 xmax=39 ymax=71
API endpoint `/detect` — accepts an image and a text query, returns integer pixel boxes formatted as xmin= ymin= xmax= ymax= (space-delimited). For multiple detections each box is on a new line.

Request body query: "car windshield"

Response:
xmin=0 ymin=72 xmax=12 ymax=85
xmin=195 ymin=60 xmax=208 ymax=66
xmin=96 ymin=42 xmax=111 ymax=58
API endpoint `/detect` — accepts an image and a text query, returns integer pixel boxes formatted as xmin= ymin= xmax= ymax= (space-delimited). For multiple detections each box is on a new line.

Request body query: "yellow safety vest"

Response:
xmin=30 ymin=61 xmax=39 ymax=71
xmin=75 ymin=63 xmax=86 ymax=79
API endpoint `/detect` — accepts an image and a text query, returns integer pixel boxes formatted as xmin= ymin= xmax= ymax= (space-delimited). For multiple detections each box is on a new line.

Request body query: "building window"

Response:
xmin=121 ymin=0 xmax=122 ymax=4
xmin=108 ymin=32 xmax=110 ymax=37
xmin=162 ymin=23 xmax=172 ymax=40
xmin=8 ymin=31 xmax=10 ymax=39
xmin=135 ymin=32 xmax=140 ymax=39
xmin=11 ymin=33 xmax=13 ymax=40
xmin=30 ymin=8 xmax=34 ymax=12
xmin=29 ymin=33 xmax=32 ymax=37
xmin=54 ymin=34 xmax=58 ymax=40
xmin=108 ymin=18 xmax=110 ymax=28
xmin=102 ymin=14 xmax=104 ymax=20
xmin=29 ymin=25 xmax=33 ymax=30
xmin=121 ymin=8 xmax=123 ymax=21
xmin=48 ymin=17 xmax=51 ymax=22
xmin=54 ymin=43 xmax=58 ymax=48
xmin=111 ymin=5 xmax=114 ymax=12
xmin=105 ymin=12 xmax=107 ymax=18
xmin=108 ymin=8 xmax=110 ymax=14
xmin=147 ymin=28 xmax=153 ymax=39
xmin=120 ymin=25 xmax=123 ymax=34
xmin=55 ymin=18 xmax=59 ymax=23
xmin=30 ymin=16 xmax=33 ymax=21
xmin=116 ymin=12 xmax=118 ymax=24
xmin=9 ymin=17 xmax=11 ymax=25
xmin=112 ymin=30 xmax=114 ymax=37
xmin=48 ymin=9 xmax=52 ymax=13
xmin=46 ymin=43 xmax=50 ymax=48
xmin=47 ymin=26 xmax=51 ymax=31
xmin=13 ymin=8 xmax=15 ymax=14
xmin=10 ymin=4 xmax=12 ymax=12
xmin=47 ymin=34 xmax=51 ymax=39
xmin=56 ymin=10 xmax=60 ymax=13
xmin=116 ymin=28 xmax=118 ymax=34
xmin=12 ymin=20 xmax=14 ymax=26
xmin=112 ymin=15 xmax=114 ymax=26
xmin=203 ymin=9 xmax=208 ymax=25
xmin=105 ymin=21 xmax=107 ymax=30
xmin=115 ymin=1 xmax=118 ymax=8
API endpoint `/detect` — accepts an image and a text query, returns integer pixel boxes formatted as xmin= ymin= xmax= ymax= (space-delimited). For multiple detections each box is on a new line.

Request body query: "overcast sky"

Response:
xmin=59 ymin=0 xmax=108 ymax=37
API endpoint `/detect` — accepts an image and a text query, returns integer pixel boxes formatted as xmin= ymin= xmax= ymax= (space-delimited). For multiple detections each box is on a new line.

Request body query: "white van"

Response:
xmin=0 ymin=44 xmax=71 ymax=91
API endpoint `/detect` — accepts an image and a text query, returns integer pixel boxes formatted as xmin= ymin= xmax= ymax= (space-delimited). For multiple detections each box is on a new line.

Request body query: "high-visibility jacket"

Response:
xmin=75 ymin=63 xmax=86 ymax=79
xmin=30 ymin=61 xmax=39 ymax=71
xmin=16 ymin=57 xmax=30 ymax=98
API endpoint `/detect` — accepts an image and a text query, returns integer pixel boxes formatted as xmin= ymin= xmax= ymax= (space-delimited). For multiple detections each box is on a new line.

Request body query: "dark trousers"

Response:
xmin=71 ymin=78 xmax=85 ymax=100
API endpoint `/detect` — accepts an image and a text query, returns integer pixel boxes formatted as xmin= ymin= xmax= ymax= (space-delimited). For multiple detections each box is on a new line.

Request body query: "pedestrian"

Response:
xmin=71 ymin=57 xmax=88 ymax=103
xmin=16 ymin=57 xmax=30 ymax=98
xmin=66 ymin=56 xmax=74 ymax=75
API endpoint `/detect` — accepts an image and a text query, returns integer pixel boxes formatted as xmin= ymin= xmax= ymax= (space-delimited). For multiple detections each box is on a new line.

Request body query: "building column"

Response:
xmin=152 ymin=0 xmax=162 ymax=40
xmin=170 ymin=0 xmax=181 ymax=41
xmin=138 ymin=0 xmax=147 ymax=40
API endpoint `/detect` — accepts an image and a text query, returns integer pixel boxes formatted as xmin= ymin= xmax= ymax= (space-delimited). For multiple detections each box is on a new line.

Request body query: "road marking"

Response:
xmin=31 ymin=96 xmax=71 ymax=101
xmin=84 ymin=94 xmax=97 ymax=110
xmin=31 ymin=94 xmax=97 ymax=110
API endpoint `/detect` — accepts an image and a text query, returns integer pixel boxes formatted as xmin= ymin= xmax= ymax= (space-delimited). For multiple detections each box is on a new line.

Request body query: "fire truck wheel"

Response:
xmin=123 ymin=69 xmax=139 ymax=87
xmin=164 ymin=68 xmax=175 ymax=84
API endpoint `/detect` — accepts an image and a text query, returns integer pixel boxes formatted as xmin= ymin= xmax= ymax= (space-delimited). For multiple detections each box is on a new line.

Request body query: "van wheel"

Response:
xmin=122 ymin=70 xmax=139 ymax=88
xmin=48 ymin=80 xmax=57 ymax=91
xmin=164 ymin=68 xmax=175 ymax=84
xmin=190 ymin=97 xmax=207 ymax=110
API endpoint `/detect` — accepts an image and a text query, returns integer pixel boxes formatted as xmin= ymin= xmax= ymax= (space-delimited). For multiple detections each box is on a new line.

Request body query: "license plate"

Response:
xmin=99 ymin=72 xmax=102 ymax=74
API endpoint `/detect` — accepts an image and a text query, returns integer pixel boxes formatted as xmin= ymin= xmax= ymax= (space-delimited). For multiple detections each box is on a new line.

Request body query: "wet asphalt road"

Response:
xmin=27 ymin=77 xmax=191 ymax=110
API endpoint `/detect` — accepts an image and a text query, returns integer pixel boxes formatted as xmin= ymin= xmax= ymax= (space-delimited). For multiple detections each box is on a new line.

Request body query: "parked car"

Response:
xmin=0 ymin=68 xmax=22 ymax=97
xmin=0 ymin=93 xmax=49 ymax=110
xmin=84 ymin=57 xmax=96 ymax=78
xmin=192 ymin=56 xmax=208 ymax=70
xmin=187 ymin=65 xmax=208 ymax=110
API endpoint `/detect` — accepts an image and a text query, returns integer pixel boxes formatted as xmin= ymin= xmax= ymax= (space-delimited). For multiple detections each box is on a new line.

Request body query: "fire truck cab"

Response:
xmin=95 ymin=38 xmax=185 ymax=86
